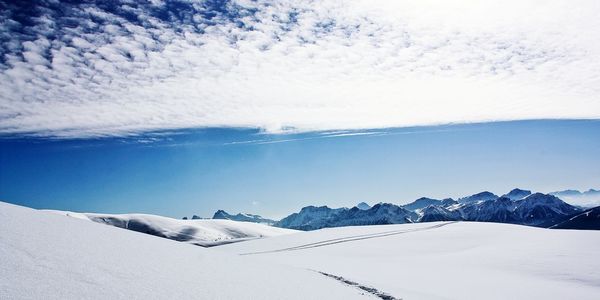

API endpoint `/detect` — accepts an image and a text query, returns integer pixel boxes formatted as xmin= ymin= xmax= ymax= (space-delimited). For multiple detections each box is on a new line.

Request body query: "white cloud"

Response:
xmin=0 ymin=0 xmax=599 ymax=138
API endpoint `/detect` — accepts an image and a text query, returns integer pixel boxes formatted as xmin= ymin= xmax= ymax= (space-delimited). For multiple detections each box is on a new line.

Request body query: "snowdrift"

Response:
xmin=46 ymin=210 xmax=295 ymax=246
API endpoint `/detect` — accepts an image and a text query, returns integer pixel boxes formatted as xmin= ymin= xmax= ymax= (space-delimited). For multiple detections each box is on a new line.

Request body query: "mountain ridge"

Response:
xmin=212 ymin=210 xmax=276 ymax=225
xmin=274 ymin=190 xmax=587 ymax=230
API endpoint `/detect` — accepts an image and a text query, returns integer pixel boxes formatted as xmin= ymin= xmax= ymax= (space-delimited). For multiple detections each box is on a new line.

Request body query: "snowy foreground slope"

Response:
xmin=0 ymin=202 xmax=368 ymax=300
xmin=46 ymin=210 xmax=295 ymax=246
xmin=221 ymin=221 xmax=600 ymax=300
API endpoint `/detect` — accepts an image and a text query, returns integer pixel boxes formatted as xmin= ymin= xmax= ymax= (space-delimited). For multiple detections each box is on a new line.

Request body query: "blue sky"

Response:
xmin=1 ymin=120 xmax=599 ymax=219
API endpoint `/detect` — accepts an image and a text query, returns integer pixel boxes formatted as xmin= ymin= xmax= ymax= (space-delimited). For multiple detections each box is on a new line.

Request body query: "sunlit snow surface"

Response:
xmin=0 ymin=202 xmax=366 ymax=299
xmin=2 ymin=200 xmax=600 ymax=299
xmin=221 ymin=222 xmax=600 ymax=300
xmin=45 ymin=210 xmax=295 ymax=246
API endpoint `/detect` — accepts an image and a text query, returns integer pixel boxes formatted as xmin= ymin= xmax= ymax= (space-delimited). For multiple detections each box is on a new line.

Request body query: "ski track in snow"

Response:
xmin=317 ymin=271 xmax=401 ymax=300
xmin=240 ymin=221 xmax=457 ymax=255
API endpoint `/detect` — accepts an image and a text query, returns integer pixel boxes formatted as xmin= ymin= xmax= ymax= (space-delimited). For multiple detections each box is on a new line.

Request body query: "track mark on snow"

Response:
xmin=317 ymin=271 xmax=401 ymax=300
xmin=240 ymin=221 xmax=457 ymax=255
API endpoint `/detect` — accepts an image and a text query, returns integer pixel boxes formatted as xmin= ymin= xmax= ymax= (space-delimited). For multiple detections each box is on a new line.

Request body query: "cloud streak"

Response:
xmin=1 ymin=0 xmax=599 ymax=138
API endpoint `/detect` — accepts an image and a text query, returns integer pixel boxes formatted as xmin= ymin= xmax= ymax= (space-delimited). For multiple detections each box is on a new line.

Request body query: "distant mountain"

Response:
xmin=512 ymin=193 xmax=581 ymax=226
xmin=460 ymin=197 xmax=520 ymax=223
xmin=550 ymin=189 xmax=600 ymax=207
xmin=419 ymin=205 xmax=461 ymax=222
xmin=550 ymin=206 xmax=600 ymax=230
xmin=458 ymin=191 xmax=499 ymax=204
xmin=550 ymin=189 xmax=583 ymax=197
xmin=334 ymin=204 xmax=418 ymax=227
xmin=274 ymin=204 xmax=416 ymax=230
xmin=441 ymin=198 xmax=458 ymax=206
xmin=356 ymin=202 xmax=371 ymax=210
xmin=420 ymin=193 xmax=580 ymax=227
xmin=276 ymin=191 xmax=582 ymax=230
xmin=550 ymin=189 xmax=599 ymax=198
xmin=502 ymin=188 xmax=532 ymax=200
xmin=212 ymin=210 xmax=276 ymax=225
xmin=275 ymin=206 xmax=349 ymax=230
xmin=402 ymin=197 xmax=443 ymax=211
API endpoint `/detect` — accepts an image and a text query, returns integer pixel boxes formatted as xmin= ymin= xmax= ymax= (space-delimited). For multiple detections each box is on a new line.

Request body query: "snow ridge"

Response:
xmin=47 ymin=210 xmax=295 ymax=246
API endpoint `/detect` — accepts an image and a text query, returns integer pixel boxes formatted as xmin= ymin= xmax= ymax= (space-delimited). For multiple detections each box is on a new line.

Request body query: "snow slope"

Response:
xmin=46 ymin=210 xmax=295 ymax=246
xmin=0 ymin=201 xmax=367 ymax=299
xmin=221 ymin=221 xmax=600 ymax=300
xmin=550 ymin=206 xmax=600 ymax=230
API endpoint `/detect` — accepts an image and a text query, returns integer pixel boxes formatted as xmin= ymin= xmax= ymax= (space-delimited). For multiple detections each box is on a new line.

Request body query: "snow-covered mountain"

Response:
xmin=458 ymin=191 xmax=499 ymax=203
xmin=512 ymin=193 xmax=581 ymax=226
xmin=401 ymin=197 xmax=444 ymax=211
xmin=441 ymin=198 xmax=459 ymax=206
xmin=212 ymin=209 xmax=276 ymax=225
xmin=550 ymin=188 xmax=600 ymax=207
xmin=1 ymin=201 xmax=367 ymax=300
xmin=457 ymin=196 xmax=520 ymax=223
xmin=334 ymin=203 xmax=417 ymax=227
xmin=419 ymin=205 xmax=461 ymax=222
xmin=275 ymin=206 xmax=349 ymax=230
xmin=421 ymin=193 xmax=580 ymax=227
xmin=502 ymin=188 xmax=532 ymax=200
xmin=276 ymin=191 xmax=582 ymax=230
xmin=551 ymin=189 xmax=598 ymax=197
xmin=275 ymin=204 xmax=417 ymax=230
xmin=48 ymin=210 xmax=295 ymax=246
xmin=550 ymin=206 xmax=600 ymax=230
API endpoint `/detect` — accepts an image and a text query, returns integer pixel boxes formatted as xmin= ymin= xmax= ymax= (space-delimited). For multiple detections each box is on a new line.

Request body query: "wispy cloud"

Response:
xmin=1 ymin=0 xmax=599 ymax=138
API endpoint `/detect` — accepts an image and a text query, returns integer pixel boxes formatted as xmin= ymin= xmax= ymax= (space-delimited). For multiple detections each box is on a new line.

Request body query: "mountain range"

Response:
xmin=551 ymin=189 xmax=600 ymax=197
xmin=274 ymin=189 xmax=588 ymax=230
xmin=212 ymin=210 xmax=276 ymax=225
xmin=176 ymin=187 xmax=598 ymax=232
xmin=549 ymin=189 xmax=600 ymax=207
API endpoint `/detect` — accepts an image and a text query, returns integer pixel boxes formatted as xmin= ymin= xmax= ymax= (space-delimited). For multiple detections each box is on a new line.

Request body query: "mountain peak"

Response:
xmin=502 ymin=188 xmax=532 ymax=200
xmin=402 ymin=197 xmax=443 ymax=211
xmin=212 ymin=210 xmax=276 ymax=225
xmin=356 ymin=202 xmax=371 ymax=210
xmin=458 ymin=191 xmax=499 ymax=204
xmin=212 ymin=210 xmax=230 ymax=219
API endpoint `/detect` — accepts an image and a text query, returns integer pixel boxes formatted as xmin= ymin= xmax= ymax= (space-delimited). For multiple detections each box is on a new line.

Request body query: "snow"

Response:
xmin=221 ymin=221 xmax=600 ymax=300
xmin=46 ymin=210 xmax=295 ymax=246
xmin=0 ymin=201 xmax=367 ymax=299
xmin=4 ymin=200 xmax=599 ymax=299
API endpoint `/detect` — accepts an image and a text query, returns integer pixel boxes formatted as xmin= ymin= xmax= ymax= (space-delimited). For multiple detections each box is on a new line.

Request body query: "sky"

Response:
xmin=1 ymin=120 xmax=599 ymax=219
xmin=1 ymin=0 xmax=599 ymax=137
xmin=1 ymin=1 xmax=599 ymax=218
